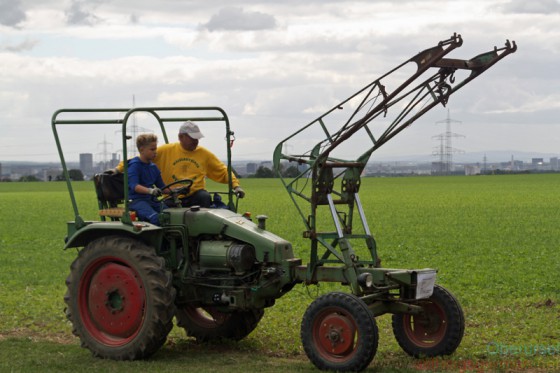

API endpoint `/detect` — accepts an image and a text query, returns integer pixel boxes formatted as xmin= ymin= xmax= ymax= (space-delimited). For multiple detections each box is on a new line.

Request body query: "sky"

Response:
xmin=1 ymin=0 xmax=559 ymax=165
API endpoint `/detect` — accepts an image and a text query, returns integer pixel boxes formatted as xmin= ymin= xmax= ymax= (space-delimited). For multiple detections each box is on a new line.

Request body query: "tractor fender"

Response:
xmin=63 ymin=221 xmax=164 ymax=250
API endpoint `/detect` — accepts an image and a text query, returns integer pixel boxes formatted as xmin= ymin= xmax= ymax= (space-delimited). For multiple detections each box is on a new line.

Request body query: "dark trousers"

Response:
xmin=181 ymin=189 xmax=212 ymax=208
xmin=130 ymin=199 xmax=166 ymax=225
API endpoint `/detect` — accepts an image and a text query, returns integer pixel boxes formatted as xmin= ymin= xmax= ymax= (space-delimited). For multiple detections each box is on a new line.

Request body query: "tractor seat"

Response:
xmin=93 ymin=172 xmax=127 ymax=220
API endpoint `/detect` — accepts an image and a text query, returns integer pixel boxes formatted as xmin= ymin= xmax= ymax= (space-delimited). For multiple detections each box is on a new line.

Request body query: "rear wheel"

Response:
xmin=64 ymin=236 xmax=175 ymax=360
xmin=301 ymin=292 xmax=378 ymax=372
xmin=392 ymin=284 xmax=464 ymax=357
xmin=175 ymin=305 xmax=264 ymax=342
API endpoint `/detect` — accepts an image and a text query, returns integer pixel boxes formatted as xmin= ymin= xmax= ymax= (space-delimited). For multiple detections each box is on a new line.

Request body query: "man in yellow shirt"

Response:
xmin=117 ymin=121 xmax=244 ymax=208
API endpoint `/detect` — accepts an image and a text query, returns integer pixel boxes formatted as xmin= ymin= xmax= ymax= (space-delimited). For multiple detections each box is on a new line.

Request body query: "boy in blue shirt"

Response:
xmin=128 ymin=134 xmax=168 ymax=225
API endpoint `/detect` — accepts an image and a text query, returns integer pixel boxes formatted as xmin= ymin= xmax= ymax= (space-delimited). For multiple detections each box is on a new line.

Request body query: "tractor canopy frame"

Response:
xmin=52 ymin=107 xmax=238 ymax=230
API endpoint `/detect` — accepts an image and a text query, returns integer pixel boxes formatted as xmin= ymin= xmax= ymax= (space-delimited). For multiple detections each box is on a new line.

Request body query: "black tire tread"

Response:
xmin=391 ymin=284 xmax=465 ymax=358
xmin=64 ymin=235 xmax=175 ymax=360
xmin=175 ymin=306 xmax=264 ymax=342
xmin=301 ymin=292 xmax=379 ymax=372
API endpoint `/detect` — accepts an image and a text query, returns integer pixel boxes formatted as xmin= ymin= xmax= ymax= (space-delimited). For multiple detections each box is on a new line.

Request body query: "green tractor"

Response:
xmin=53 ymin=34 xmax=516 ymax=371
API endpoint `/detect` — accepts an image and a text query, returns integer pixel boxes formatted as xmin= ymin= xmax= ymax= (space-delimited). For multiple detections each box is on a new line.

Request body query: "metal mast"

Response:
xmin=432 ymin=109 xmax=463 ymax=175
xmin=97 ymin=135 xmax=112 ymax=170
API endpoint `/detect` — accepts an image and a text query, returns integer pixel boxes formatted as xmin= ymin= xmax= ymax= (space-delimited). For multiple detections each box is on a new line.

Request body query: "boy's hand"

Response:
xmin=148 ymin=187 xmax=162 ymax=197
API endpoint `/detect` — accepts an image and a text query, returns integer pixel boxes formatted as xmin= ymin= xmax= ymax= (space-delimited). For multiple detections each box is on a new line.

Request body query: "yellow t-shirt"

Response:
xmin=118 ymin=143 xmax=239 ymax=195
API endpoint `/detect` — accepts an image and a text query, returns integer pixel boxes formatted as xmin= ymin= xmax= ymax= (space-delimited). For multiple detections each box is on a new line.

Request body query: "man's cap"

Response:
xmin=179 ymin=121 xmax=204 ymax=139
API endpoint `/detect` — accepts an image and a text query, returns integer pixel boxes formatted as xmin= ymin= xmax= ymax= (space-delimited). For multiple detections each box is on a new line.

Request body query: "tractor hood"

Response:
xmin=172 ymin=207 xmax=294 ymax=263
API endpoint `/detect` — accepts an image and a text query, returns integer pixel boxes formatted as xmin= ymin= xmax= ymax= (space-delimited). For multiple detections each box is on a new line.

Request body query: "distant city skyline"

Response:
xmin=2 ymin=150 xmax=560 ymax=182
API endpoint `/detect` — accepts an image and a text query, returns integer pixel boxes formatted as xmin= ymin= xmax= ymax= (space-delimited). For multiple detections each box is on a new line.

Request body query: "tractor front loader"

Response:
xmin=273 ymin=33 xmax=516 ymax=371
xmin=53 ymin=33 xmax=515 ymax=372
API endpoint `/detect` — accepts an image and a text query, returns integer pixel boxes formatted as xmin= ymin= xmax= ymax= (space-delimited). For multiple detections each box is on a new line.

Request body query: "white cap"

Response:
xmin=179 ymin=121 xmax=204 ymax=139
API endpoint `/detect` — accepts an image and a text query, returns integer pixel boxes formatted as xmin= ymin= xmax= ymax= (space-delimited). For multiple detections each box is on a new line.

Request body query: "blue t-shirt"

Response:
xmin=128 ymin=157 xmax=165 ymax=201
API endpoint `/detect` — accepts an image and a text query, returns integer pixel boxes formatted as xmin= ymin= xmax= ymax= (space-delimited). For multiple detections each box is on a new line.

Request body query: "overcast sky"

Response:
xmin=1 ymin=0 xmax=559 ymax=164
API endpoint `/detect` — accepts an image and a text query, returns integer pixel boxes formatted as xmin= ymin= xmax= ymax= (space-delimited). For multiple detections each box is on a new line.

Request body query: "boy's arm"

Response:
xmin=155 ymin=172 xmax=170 ymax=194
xmin=127 ymin=163 xmax=140 ymax=191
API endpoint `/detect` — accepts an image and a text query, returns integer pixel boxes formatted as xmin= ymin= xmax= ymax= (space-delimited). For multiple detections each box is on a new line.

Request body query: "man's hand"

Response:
xmin=234 ymin=186 xmax=245 ymax=198
xmin=104 ymin=168 xmax=120 ymax=175
xmin=148 ymin=187 xmax=163 ymax=197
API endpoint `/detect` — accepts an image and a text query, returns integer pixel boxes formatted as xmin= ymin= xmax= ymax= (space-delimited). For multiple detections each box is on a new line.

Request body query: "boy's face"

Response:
xmin=139 ymin=141 xmax=158 ymax=161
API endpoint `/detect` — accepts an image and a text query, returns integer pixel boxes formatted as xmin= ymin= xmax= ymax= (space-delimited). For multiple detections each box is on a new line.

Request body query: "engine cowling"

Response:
xmin=198 ymin=240 xmax=256 ymax=275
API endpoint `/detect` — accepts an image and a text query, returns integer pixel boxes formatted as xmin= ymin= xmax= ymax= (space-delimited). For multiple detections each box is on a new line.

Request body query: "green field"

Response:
xmin=1 ymin=174 xmax=559 ymax=372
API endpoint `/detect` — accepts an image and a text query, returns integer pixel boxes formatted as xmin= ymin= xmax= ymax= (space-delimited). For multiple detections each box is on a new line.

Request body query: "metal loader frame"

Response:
xmin=273 ymin=33 xmax=517 ymax=308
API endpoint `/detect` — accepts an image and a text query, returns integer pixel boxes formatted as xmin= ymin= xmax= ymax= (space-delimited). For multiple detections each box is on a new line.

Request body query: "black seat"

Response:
xmin=93 ymin=172 xmax=125 ymax=220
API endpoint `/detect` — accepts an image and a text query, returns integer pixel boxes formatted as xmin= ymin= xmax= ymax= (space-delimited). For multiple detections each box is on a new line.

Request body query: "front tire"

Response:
xmin=301 ymin=292 xmax=378 ymax=372
xmin=64 ymin=236 xmax=175 ymax=360
xmin=392 ymin=284 xmax=464 ymax=358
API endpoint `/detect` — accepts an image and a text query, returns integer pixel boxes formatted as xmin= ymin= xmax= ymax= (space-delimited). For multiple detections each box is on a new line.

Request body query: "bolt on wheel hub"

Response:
xmin=318 ymin=313 xmax=356 ymax=355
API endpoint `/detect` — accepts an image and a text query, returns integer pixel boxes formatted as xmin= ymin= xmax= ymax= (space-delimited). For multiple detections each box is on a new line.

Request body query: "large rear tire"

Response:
xmin=301 ymin=292 xmax=378 ymax=372
xmin=175 ymin=305 xmax=264 ymax=342
xmin=392 ymin=284 xmax=464 ymax=358
xmin=64 ymin=236 xmax=175 ymax=360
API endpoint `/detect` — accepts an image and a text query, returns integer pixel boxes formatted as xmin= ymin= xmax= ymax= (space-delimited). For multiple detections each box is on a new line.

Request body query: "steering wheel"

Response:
xmin=162 ymin=178 xmax=194 ymax=194
xmin=159 ymin=178 xmax=194 ymax=205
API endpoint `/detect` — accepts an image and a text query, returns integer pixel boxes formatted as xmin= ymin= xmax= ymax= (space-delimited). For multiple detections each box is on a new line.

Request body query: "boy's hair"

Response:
xmin=136 ymin=133 xmax=158 ymax=151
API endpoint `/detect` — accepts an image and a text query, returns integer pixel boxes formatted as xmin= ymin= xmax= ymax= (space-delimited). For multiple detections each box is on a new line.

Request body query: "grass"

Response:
xmin=1 ymin=174 xmax=559 ymax=372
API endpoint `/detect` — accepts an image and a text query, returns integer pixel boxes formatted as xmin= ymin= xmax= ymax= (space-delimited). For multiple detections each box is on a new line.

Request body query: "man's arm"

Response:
xmin=205 ymin=151 xmax=244 ymax=198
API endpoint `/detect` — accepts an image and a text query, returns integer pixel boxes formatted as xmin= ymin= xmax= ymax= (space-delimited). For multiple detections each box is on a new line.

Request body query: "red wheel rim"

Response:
xmin=78 ymin=256 xmax=146 ymax=346
xmin=402 ymin=299 xmax=447 ymax=347
xmin=312 ymin=307 xmax=358 ymax=362
xmin=183 ymin=306 xmax=228 ymax=328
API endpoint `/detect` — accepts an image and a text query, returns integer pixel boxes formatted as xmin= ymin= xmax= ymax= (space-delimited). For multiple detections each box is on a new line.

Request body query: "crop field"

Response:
xmin=1 ymin=174 xmax=559 ymax=372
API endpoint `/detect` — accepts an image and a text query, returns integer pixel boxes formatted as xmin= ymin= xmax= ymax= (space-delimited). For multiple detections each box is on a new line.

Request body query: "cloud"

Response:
xmin=65 ymin=0 xmax=103 ymax=25
xmin=130 ymin=13 xmax=139 ymax=24
xmin=202 ymin=6 xmax=277 ymax=31
xmin=156 ymin=91 xmax=211 ymax=105
xmin=501 ymin=0 xmax=560 ymax=14
xmin=0 ymin=0 xmax=559 ymax=162
xmin=0 ymin=0 xmax=26 ymax=27
xmin=1 ymin=38 xmax=39 ymax=52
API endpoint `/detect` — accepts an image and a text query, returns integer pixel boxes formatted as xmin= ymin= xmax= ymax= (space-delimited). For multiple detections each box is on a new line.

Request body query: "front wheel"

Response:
xmin=64 ymin=236 xmax=175 ymax=360
xmin=301 ymin=292 xmax=378 ymax=372
xmin=392 ymin=284 xmax=465 ymax=358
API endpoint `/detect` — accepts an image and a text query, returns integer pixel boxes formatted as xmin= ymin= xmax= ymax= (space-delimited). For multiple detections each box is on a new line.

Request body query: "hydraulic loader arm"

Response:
xmin=273 ymin=33 xmax=516 ymax=232
xmin=272 ymin=34 xmax=516 ymax=280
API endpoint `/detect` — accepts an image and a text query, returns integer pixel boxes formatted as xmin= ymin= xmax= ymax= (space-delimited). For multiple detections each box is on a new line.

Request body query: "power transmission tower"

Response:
xmin=432 ymin=109 xmax=464 ymax=175
xmin=115 ymin=95 xmax=151 ymax=158
xmin=97 ymin=135 xmax=113 ymax=170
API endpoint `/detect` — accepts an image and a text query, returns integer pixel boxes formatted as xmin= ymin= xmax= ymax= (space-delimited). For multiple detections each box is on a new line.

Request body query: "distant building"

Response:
xmin=109 ymin=153 xmax=120 ymax=169
xmin=42 ymin=168 xmax=61 ymax=182
xmin=551 ymin=157 xmax=559 ymax=171
xmin=80 ymin=153 xmax=94 ymax=177
xmin=431 ymin=161 xmax=445 ymax=175
xmin=246 ymin=162 xmax=258 ymax=174
xmin=531 ymin=158 xmax=544 ymax=171
xmin=465 ymin=165 xmax=481 ymax=175
xmin=512 ymin=160 xmax=524 ymax=171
